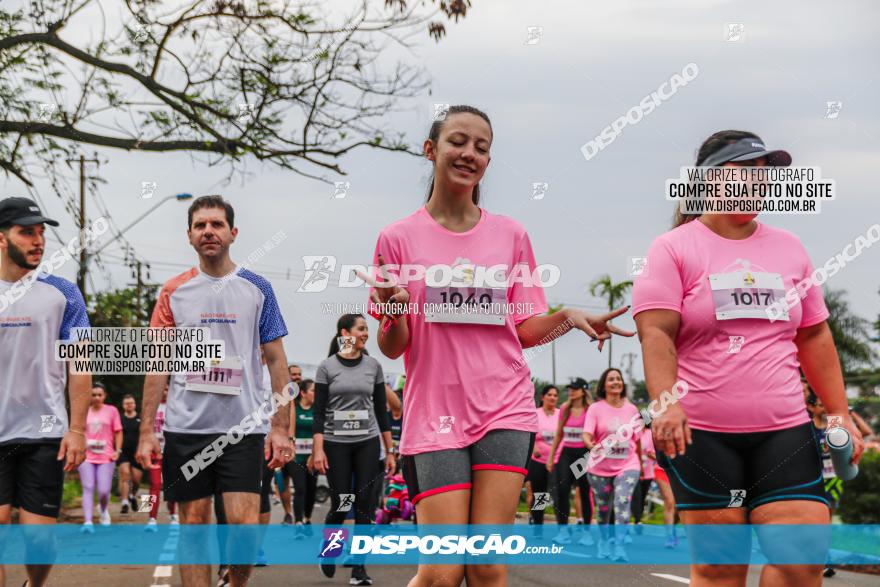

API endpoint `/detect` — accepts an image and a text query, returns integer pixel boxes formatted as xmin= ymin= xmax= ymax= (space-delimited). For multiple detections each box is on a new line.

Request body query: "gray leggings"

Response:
xmin=587 ymin=470 xmax=640 ymax=540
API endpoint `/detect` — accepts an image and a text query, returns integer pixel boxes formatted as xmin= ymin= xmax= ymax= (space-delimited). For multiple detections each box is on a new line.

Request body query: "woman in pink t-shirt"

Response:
xmin=370 ymin=105 xmax=634 ymax=587
xmin=546 ymin=378 xmax=594 ymax=546
xmin=632 ymin=130 xmax=866 ymax=585
xmin=525 ymin=385 xmax=561 ymax=527
xmin=583 ymin=368 xmax=642 ymax=561
xmin=78 ymin=383 xmax=122 ymax=532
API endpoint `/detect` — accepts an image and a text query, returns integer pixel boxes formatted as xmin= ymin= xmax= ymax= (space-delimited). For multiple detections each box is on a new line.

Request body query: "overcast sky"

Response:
xmin=4 ymin=0 xmax=879 ymax=384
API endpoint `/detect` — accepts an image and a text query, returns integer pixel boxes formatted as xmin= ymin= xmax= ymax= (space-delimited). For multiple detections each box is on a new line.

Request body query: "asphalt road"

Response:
xmin=2 ymin=497 xmax=876 ymax=586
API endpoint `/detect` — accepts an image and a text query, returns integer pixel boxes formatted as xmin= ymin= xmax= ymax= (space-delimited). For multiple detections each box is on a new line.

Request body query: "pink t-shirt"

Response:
xmin=559 ymin=407 xmax=587 ymax=449
xmin=631 ymin=220 xmax=828 ymax=433
xmin=584 ymin=399 xmax=641 ymax=477
xmin=85 ymin=404 xmax=122 ymax=464
xmin=532 ymin=408 xmax=561 ymax=464
xmin=371 ymin=207 xmax=548 ymax=455
xmin=640 ymin=428 xmax=656 ymax=480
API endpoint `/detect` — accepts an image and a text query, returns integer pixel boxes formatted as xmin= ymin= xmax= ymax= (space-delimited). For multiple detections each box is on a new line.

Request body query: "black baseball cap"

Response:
xmin=0 ymin=197 xmax=59 ymax=228
xmin=567 ymin=377 xmax=589 ymax=390
xmin=700 ymin=137 xmax=792 ymax=168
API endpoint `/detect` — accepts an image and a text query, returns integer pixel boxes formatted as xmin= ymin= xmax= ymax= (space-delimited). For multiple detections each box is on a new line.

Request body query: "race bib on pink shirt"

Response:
xmin=709 ymin=270 xmax=788 ymax=321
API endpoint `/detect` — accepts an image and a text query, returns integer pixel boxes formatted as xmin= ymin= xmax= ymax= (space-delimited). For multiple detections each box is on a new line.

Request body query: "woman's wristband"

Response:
xmin=68 ymin=428 xmax=85 ymax=437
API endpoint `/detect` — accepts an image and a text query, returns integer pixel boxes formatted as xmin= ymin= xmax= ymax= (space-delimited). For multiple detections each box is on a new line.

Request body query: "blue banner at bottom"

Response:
xmin=1 ymin=524 xmax=878 ymax=565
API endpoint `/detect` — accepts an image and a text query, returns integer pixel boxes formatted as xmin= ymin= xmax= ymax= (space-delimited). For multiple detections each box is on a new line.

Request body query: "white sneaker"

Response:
xmin=552 ymin=527 xmax=571 ymax=545
xmin=612 ymin=542 xmax=629 ymax=562
xmin=81 ymin=521 xmax=95 ymax=534
xmin=170 ymin=514 xmax=180 ymax=525
xmin=577 ymin=531 xmax=595 ymax=546
xmin=99 ymin=509 xmax=111 ymax=526
xmin=623 ymin=533 xmax=633 ymax=545
xmin=596 ymin=539 xmax=611 ymax=559
xmin=145 ymin=518 xmax=158 ymax=532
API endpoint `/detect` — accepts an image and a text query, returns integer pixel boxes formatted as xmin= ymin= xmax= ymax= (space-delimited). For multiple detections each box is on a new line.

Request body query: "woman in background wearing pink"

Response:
xmin=583 ymin=368 xmax=642 ymax=561
xmin=547 ymin=378 xmax=595 ymax=546
xmin=79 ymin=383 xmax=122 ymax=532
xmin=370 ymin=105 xmax=633 ymax=587
xmin=632 ymin=130 xmax=865 ymax=586
xmin=525 ymin=385 xmax=561 ymax=530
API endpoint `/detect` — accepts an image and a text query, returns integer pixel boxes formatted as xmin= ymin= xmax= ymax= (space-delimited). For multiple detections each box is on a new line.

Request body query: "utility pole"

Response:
xmin=621 ymin=352 xmax=638 ymax=386
xmin=134 ymin=261 xmax=142 ymax=325
xmin=67 ymin=154 xmax=100 ymax=300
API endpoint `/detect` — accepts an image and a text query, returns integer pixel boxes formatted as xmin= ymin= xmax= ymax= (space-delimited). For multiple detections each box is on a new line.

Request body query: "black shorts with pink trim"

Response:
xmin=401 ymin=429 xmax=534 ymax=505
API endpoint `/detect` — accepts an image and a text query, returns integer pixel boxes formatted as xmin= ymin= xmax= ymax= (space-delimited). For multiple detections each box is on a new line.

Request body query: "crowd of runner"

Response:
xmin=0 ymin=107 xmax=877 ymax=587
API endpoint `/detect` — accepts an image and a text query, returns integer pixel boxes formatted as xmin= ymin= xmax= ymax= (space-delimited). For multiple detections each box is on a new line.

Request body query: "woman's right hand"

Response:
xmin=545 ymin=460 xmax=554 ymax=473
xmin=312 ymin=449 xmax=329 ymax=475
xmin=651 ymin=402 xmax=692 ymax=458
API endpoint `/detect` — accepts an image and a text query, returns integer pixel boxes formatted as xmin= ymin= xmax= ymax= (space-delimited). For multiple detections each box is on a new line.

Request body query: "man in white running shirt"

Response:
xmin=0 ymin=197 xmax=90 ymax=587
xmin=136 ymin=195 xmax=294 ymax=587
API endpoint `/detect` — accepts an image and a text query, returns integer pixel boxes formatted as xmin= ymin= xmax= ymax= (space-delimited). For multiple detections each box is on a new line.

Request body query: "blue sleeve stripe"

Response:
xmin=38 ymin=275 xmax=90 ymax=341
xmin=237 ymin=268 xmax=288 ymax=343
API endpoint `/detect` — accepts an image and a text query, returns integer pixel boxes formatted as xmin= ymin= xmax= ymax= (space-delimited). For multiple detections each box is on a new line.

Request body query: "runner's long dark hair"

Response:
xmin=328 ymin=313 xmax=366 ymax=356
xmin=425 ymin=105 xmax=493 ymax=206
xmin=673 ymin=130 xmax=762 ymax=228
xmin=596 ymin=367 xmax=627 ymax=400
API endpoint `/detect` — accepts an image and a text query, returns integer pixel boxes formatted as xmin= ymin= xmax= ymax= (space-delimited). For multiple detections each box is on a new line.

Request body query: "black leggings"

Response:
xmin=287 ymin=460 xmax=318 ymax=522
xmin=631 ymin=478 xmax=653 ymax=523
xmin=526 ymin=458 xmax=553 ymax=524
xmin=323 ymin=437 xmax=381 ymax=525
xmin=555 ymin=447 xmax=592 ymax=525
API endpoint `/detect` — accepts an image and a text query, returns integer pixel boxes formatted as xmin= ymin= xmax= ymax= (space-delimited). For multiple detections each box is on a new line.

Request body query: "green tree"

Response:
xmin=825 ymin=287 xmax=877 ymax=376
xmin=86 ymin=285 xmax=158 ymax=405
xmin=588 ymin=274 xmax=632 ymax=368
xmin=0 ymin=1 xmax=474 ymax=187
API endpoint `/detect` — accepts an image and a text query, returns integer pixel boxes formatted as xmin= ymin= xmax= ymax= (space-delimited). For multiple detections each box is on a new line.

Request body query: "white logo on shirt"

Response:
xmin=438 ymin=416 xmax=455 ymax=434
xmin=727 ymin=336 xmax=746 ymax=354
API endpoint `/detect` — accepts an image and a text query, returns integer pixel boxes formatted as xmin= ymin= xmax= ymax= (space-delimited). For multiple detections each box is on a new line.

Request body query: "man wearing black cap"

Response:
xmin=0 ymin=197 xmax=91 ymax=587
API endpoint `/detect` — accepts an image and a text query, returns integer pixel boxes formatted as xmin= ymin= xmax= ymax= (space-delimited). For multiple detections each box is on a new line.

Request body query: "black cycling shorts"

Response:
xmin=118 ymin=449 xmax=143 ymax=471
xmin=0 ymin=440 xmax=65 ymax=518
xmin=401 ymin=429 xmax=534 ymax=505
xmin=162 ymin=431 xmax=263 ymax=503
xmin=656 ymin=422 xmax=828 ymax=511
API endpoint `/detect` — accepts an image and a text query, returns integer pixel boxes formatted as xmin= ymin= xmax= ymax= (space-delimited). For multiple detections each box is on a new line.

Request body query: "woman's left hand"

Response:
xmin=566 ymin=307 xmax=636 ymax=352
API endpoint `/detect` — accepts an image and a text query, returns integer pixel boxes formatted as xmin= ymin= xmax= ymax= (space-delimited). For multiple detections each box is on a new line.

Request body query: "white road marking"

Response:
xmin=152 ymin=565 xmax=173 ymax=578
xmin=651 ymin=573 xmax=690 ymax=584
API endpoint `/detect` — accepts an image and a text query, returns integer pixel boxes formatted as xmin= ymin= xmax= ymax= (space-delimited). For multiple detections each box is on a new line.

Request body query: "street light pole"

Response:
xmin=90 ymin=193 xmax=193 ymax=258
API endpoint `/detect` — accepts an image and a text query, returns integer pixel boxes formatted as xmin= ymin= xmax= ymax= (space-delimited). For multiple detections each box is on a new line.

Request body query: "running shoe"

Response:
xmin=823 ymin=566 xmax=836 ymax=578
xmin=596 ymin=539 xmax=610 ymax=559
xmin=99 ymin=509 xmax=111 ymax=526
xmin=216 ymin=565 xmax=230 ymax=587
xmin=145 ymin=518 xmax=158 ymax=532
xmin=577 ymin=531 xmax=595 ymax=547
xmin=622 ymin=533 xmax=633 ymax=545
xmin=612 ymin=542 xmax=629 ymax=562
xmin=120 ymin=501 xmax=129 ymax=514
xmin=294 ymin=521 xmax=306 ymax=540
xmin=170 ymin=514 xmax=180 ymax=526
xmin=552 ymin=527 xmax=571 ymax=545
xmin=256 ymin=548 xmax=268 ymax=567
xmin=81 ymin=522 xmax=95 ymax=534
xmin=320 ymin=561 xmax=336 ymax=578
xmin=634 ymin=522 xmax=644 ymax=535
xmin=664 ymin=535 xmax=678 ymax=549
xmin=350 ymin=565 xmax=372 ymax=586
xmin=282 ymin=513 xmax=293 ymax=526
